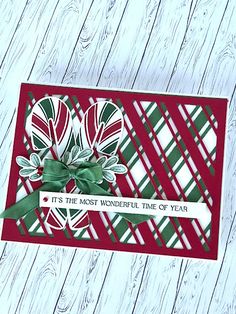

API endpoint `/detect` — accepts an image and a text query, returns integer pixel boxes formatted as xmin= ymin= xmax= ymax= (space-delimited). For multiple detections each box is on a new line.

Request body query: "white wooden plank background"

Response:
xmin=0 ymin=0 xmax=235 ymax=313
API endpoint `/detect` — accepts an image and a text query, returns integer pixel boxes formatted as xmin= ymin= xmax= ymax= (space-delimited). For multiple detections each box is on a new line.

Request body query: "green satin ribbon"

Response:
xmin=0 ymin=159 xmax=152 ymax=224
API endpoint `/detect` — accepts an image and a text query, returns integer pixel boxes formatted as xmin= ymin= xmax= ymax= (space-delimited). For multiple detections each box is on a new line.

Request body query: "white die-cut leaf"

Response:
xmin=30 ymin=153 xmax=41 ymax=167
xmin=16 ymin=156 xmax=31 ymax=168
xmin=63 ymin=151 xmax=70 ymax=164
xmin=96 ymin=156 xmax=107 ymax=166
xmin=103 ymin=170 xmax=116 ymax=183
xmin=77 ymin=148 xmax=93 ymax=159
xmin=104 ymin=156 xmax=119 ymax=168
xmin=71 ymin=145 xmax=81 ymax=160
xmin=109 ymin=164 xmax=127 ymax=174
xmin=19 ymin=168 xmax=36 ymax=177
xmin=29 ymin=173 xmax=42 ymax=181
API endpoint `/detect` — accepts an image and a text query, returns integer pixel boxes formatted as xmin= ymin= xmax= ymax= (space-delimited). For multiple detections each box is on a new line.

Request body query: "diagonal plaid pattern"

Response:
xmin=132 ymin=101 xmax=213 ymax=250
xmin=13 ymin=91 xmax=217 ymax=253
xmin=178 ymin=104 xmax=217 ymax=175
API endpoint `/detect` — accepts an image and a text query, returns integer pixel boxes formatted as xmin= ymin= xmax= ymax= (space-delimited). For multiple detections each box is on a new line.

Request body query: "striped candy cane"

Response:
xmin=31 ymin=98 xmax=124 ymax=231
xmin=69 ymin=101 xmax=124 ymax=230
xmin=31 ymin=96 xmax=75 ymax=158
xmin=31 ymin=96 xmax=89 ymax=230
xmin=77 ymin=101 xmax=124 ymax=156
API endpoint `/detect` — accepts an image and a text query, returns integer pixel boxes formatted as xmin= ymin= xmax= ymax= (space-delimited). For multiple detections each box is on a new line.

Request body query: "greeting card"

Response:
xmin=0 ymin=83 xmax=228 ymax=260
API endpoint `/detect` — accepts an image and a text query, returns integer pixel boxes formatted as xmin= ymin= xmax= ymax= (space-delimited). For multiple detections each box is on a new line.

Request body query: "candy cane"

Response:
xmin=69 ymin=101 xmax=124 ymax=230
xmin=77 ymin=101 xmax=124 ymax=156
xmin=31 ymin=96 xmax=89 ymax=230
xmin=31 ymin=96 xmax=75 ymax=158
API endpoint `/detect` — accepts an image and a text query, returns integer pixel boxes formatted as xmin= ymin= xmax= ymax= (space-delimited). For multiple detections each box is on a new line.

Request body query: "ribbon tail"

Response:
xmin=0 ymin=182 xmax=63 ymax=220
xmin=118 ymin=213 xmax=154 ymax=224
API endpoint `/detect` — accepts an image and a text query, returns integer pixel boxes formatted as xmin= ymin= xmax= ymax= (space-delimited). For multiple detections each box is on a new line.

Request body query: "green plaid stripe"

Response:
xmin=16 ymin=93 xmax=213 ymax=251
xmin=82 ymin=97 xmax=163 ymax=245
xmin=84 ymin=97 xmax=194 ymax=249
xmin=145 ymin=102 xmax=213 ymax=205
xmin=178 ymin=104 xmax=216 ymax=175
xmin=137 ymin=101 xmax=212 ymax=248
xmin=16 ymin=93 xmax=84 ymax=240
xmin=104 ymin=101 xmax=185 ymax=248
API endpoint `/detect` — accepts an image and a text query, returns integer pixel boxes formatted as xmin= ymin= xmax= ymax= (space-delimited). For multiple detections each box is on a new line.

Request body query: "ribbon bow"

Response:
xmin=0 ymin=159 xmax=151 ymax=225
xmin=42 ymin=159 xmax=109 ymax=195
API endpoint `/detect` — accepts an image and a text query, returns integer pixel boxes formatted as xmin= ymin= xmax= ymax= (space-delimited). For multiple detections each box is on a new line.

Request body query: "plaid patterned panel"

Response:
xmin=15 ymin=93 xmax=215 ymax=252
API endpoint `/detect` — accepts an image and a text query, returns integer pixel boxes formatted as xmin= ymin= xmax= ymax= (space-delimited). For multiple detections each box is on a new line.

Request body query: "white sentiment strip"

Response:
xmin=40 ymin=191 xmax=211 ymax=222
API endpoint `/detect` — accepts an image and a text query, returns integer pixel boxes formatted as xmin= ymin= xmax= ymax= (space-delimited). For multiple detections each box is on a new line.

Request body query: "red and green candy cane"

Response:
xmin=77 ymin=100 xmax=124 ymax=156
xmin=31 ymin=97 xmax=124 ymax=231
xmin=31 ymin=96 xmax=86 ymax=230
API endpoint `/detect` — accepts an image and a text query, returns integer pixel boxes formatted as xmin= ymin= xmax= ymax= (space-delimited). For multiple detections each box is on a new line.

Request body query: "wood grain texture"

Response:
xmin=54 ymin=250 xmax=113 ymax=314
xmin=200 ymin=0 xmax=236 ymax=96
xmin=94 ymin=253 xmax=148 ymax=314
xmin=168 ymin=0 xmax=230 ymax=94
xmin=93 ymin=1 xmax=193 ymax=313
xmin=97 ymin=0 xmax=160 ymax=88
xmin=55 ymin=0 xmax=160 ymax=312
xmin=15 ymin=247 xmax=75 ymax=314
xmin=0 ymin=0 xmax=236 ymax=313
xmin=62 ymin=0 xmax=129 ymax=85
xmin=8 ymin=0 xmax=130 ymax=312
xmin=0 ymin=0 xmax=59 ymax=301
xmin=207 ymin=89 xmax=236 ymax=314
xmin=133 ymin=257 xmax=181 ymax=314
xmin=0 ymin=0 xmax=59 ymax=311
xmin=0 ymin=0 xmax=59 ymax=147
xmin=0 ymin=0 xmax=28 ymax=64
xmin=170 ymin=1 xmax=236 ymax=313
xmin=29 ymin=0 xmax=94 ymax=83
xmin=0 ymin=243 xmax=39 ymax=314
xmin=134 ymin=0 xmax=194 ymax=92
